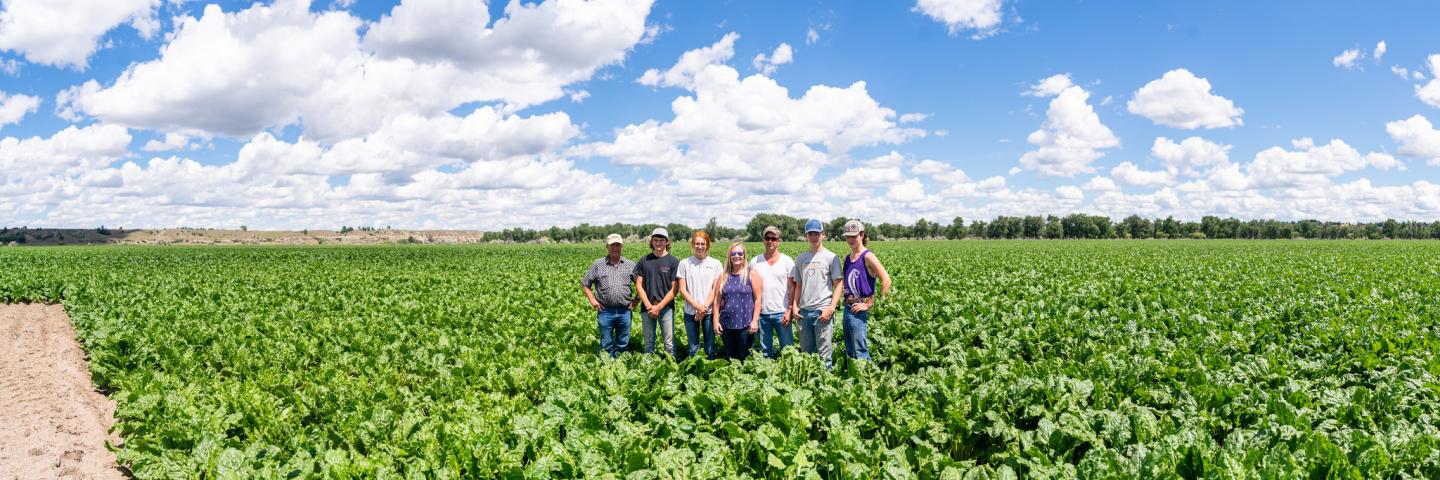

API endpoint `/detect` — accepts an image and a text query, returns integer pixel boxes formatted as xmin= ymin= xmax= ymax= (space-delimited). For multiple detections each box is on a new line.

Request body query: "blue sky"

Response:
xmin=2 ymin=0 xmax=1439 ymax=229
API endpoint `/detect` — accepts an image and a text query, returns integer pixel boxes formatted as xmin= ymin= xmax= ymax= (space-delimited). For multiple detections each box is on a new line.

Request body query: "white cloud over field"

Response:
xmin=1 ymin=1 xmax=1438 ymax=230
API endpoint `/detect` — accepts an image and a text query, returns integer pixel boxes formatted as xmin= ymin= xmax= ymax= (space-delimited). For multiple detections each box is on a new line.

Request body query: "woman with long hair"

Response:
xmin=840 ymin=220 xmax=892 ymax=363
xmin=712 ymin=242 xmax=762 ymax=362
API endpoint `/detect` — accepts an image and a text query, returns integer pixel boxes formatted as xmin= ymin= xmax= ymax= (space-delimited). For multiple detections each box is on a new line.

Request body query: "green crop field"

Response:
xmin=2 ymin=241 xmax=1439 ymax=478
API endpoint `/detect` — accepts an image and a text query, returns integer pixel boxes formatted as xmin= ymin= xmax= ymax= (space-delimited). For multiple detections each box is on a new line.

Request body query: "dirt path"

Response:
xmin=0 ymin=304 xmax=124 ymax=480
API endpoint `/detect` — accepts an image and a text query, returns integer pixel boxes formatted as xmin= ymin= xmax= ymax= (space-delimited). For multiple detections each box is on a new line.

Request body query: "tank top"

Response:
xmin=718 ymin=271 xmax=756 ymax=330
xmin=844 ymin=250 xmax=876 ymax=299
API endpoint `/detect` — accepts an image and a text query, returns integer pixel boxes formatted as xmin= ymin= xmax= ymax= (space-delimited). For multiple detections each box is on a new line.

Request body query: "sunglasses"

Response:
xmin=763 ymin=236 xmax=779 ymax=241
xmin=729 ymin=251 xmax=745 ymax=257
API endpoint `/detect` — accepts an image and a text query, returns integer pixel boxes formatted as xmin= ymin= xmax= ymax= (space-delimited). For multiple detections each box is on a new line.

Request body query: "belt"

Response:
xmin=843 ymin=296 xmax=871 ymax=305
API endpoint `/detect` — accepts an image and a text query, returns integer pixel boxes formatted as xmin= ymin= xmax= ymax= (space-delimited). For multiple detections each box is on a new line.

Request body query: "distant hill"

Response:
xmin=0 ymin=228 xmax=487 ymax=246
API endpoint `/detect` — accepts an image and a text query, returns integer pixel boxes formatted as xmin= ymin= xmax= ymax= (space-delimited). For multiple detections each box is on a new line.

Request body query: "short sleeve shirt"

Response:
xmin=749 ymin=253 xmax=794 ymax=314
xmin=581 ymin=256 xmax=636 ymax=308
xmin=676 ymin=256 xmax=723 ymax=315
xmin=634 ymin=253 xmax=680 ymax=307
xmin=792 ymin=247 xmax=842 ymax=310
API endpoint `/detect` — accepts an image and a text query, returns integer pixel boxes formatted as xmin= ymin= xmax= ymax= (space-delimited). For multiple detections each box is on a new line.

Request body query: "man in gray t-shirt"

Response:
xmin=789 ymin=219 xmax=844 ymax=368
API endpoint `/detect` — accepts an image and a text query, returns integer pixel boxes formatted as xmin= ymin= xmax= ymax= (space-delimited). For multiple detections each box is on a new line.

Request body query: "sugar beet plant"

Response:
xmin=1 ymin=241 xmax=1439 ymax=478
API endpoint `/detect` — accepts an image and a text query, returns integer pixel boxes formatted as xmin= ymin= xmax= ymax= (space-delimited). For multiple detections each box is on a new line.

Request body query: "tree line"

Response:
xmin=484 ymin=214 xmax=1440 ymax=242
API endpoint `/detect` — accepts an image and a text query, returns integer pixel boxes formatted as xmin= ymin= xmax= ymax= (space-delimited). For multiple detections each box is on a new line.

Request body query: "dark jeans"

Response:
xmin=683 ymin=312 xmax=718 ymax=360
xmin=597 ymin=307 xmax=631 ymax=358
xmin=721 ymin=328 xmax=752 ymax=362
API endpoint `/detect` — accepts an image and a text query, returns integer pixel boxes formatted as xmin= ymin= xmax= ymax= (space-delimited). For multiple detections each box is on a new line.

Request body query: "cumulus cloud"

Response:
xmin=0 ymin=0 xmax=159 ymax=69
xmin=1110 ymin=161 xmax=1175 ymax=188
xmin=1127 ymin=69 xmax=1244 ymax=129
xmin=1243 ymin=138 xmax=1402 ymax=189
xmin=1332 ymin=48 xmax=1362 ymax=69
xmin=141 ymin=132 xmax=192 ymax=152
xmin=1019 ymin=74 xmax=1120 ymax=177
xmin=1373 ymin=41 xmax=1387 ymax=62
xmin=912 ymin=159 xmax=969 ymax=183
xmin=752 ymin=42 xmax=793 ymax=75
xmin=638 ymin=32 xmax=738 ymax=88
xmin=899 ymin=112 xmax=930 ymax=123
xmin=0 ymin=91 xmax=39 ymax=128
xmin=1417 ymin=54 xmax=1440 ymax=109
xmin=1150 ymin=136 xmax=1230 ymax=177
xmin=577 ymin=38 xmax=923 ymax=198
xmin=56 ymin=0 xmax=654 ymax=142
xmin=1386 ymin=114 xmax=1440 ymax=164
xmin=913 ymin=0 xmax=1004 ymax=39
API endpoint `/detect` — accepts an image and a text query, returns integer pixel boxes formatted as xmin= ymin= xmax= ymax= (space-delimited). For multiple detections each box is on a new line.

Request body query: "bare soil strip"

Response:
xmin=0 ymin=304 xmax=124 ymax=480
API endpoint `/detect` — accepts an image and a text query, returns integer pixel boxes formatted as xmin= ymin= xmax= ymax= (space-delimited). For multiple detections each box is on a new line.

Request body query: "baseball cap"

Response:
xmin=762 ymin=225 xmax=781 ymax=238
xmin=804 ymin=219 xmax=823 ymax=233
xmin=606 ymin=233 xmax=623 ymax=245
xmin=842 ymin=219 xmax=865 ymax=237
xmin=651 ymin=227 xmax=669 ymax=239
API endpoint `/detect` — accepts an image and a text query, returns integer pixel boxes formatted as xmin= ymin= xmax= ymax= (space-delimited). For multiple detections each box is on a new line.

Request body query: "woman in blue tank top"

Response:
xmin=712 ymin=242 xmax=763 ymax=362
xmin=840 ymin=220 xmax=892 ymax=363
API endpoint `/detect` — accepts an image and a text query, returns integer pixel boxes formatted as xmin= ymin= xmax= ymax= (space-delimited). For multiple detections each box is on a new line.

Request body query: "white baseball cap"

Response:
xmin=606 ymin=233 xmax=623 ymax=245
xmin=651 ymin=227 xmax=669 ymax=239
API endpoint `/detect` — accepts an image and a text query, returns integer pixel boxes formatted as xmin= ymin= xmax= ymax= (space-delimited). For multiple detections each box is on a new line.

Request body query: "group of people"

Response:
xmin=580 ymin=219 xmax=892 ymax=366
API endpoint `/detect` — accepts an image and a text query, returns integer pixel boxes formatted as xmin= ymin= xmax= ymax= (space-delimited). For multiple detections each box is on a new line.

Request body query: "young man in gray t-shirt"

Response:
xmin=789 ymin=219 xmax=844 ymax=368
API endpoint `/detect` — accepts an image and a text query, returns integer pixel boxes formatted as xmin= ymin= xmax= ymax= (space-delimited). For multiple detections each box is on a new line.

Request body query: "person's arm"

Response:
xmin=821 ymin=278 xmax=842 ymax=322
xmin=781 ymin=265 xmax=794 ymax=325
xmin=748 ymin=270 xmax=763 ymax=333
xmin=676 ymin=277 xmax=697 ymax=310
xmin=582 ymin=285 xmax=601 ymax=311
xmin=580 ymin=265 xmax=602 ymax=311
xmin=787 ymin=277 xmax=800 ymax=316
xmin=852 ymin=253 xmax=892 ymax=313
xmin=866 ymin=253 xmax=892 ymax=297
xmin=711 ymin=274 xmax=725 ymax=334
xmin=657 ymin=277 xmax=678 ymax=311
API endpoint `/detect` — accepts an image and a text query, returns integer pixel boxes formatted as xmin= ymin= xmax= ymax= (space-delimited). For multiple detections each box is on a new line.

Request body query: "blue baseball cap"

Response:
xmin=804 ymin=219 xmax=823 ymax=233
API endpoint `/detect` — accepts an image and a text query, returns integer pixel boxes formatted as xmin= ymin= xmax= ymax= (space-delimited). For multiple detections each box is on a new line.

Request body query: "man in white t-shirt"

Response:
xmin=750 ymin=225 xmax=796 ymax=359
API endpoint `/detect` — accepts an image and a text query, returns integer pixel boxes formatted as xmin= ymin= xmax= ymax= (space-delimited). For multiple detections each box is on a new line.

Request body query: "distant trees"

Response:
xmin=469 ymin=214 xmax=1440 ymax=243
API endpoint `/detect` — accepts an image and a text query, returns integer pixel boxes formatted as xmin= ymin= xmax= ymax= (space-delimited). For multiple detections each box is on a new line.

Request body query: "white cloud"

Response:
xmin=806 ymin=28 xmax=819 ymax=45
xmin=0 ymin=91 xmax=39 ymax=128
xmin=1386 ymin=114 xmax=1440 ymax=164
xmin=1332 ymin=48 xmax=1362 ymax=69
xmin=1019 ymin=74 xmax=1119 ymax=177
xmin=899 ymin=112 xmax=930 ymax=123
xmin=1025 ymin=73 xmax=1072 ymax=97
xmin=1150 ymin=136 xmax=1230 ymax=177
xmin=1417 ymin=54 xmax=1440 ymax=109
xmin=1243 ymin=138 xmax=1402 ymax=189
xmin=912 ymin=159 xmax=969 ymax=183
xmin=1392 ymin=65 xmax=1413 ymax=79
xmin=639 ymin=32 xmax=738 ymax=89
xmin=141 ymin=132 xmax=191 ymax=152
xmin=752 ymin=42 xmax=793 ymax=75
xmin=913 ymin=0 xmax=1004 ymax=39
xmin=1110 ymin=161 xmax=1175 ymax=188
xmin=0 ymin=0 xmax=159 ymax=69
xmin=1082 ymin=176 xmax=1119 ymax=192
xmin=1373 ymin=41 xmax=1387 ymax=62
xmin=886 ymin=178 xmax=926 ymax=203
xmin=57 ymin=0 xmax=654 ymax=142
xmin=1128 ymin=69 xmax=1243 ymax=129
xmin=0 ymin=124 xmax=131 ymax=187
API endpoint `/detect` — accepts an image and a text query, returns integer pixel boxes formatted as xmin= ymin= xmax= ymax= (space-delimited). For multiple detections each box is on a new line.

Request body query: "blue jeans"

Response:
xmin=683 ymin=312 xmax=718 ymax=360
xmin=842 ymin=305 xmax=870 ymax=361
xmin=597 ymin=307 xmax=632 ymax=358
xmin=795 ymin=308 xmax=835 ymax=368
xmin=641 ymin=305 xmax=675 ymax=356
xmin=757 ymin=312 xmax=794 ymax=358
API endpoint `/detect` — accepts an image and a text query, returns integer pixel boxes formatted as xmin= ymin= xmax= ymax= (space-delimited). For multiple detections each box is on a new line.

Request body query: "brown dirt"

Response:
xmin=0 ymin=304 xmax=124 ymax=480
